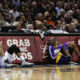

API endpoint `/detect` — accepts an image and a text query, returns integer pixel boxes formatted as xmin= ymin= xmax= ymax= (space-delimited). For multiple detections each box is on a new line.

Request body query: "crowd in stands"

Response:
xmin=0 ymin=0 xmax=80 ymax=33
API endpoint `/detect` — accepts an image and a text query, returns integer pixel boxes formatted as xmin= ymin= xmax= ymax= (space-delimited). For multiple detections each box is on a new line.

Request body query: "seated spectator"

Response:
xmin=0 ymin=13 xmax=5 ymax=28
xmin=73 ymin=9 xmax=80 ymax=19
xmin=57 ymin=9 xmax=66 ymax=20
xmin=70 ymin=22 xmax=78 ymax=32
xmin=25 ymin=15 xmax=33 ymax=25
xmin=31 ymin=1 xmax=39 ymax=16
xmin=35 ymin=13 xmax=47 ymax=30
xmin=3 ymin=13 xmax=13 ymax=26
xmin=54 ymin=20 xmax=64 ymax=30
xmin=65 ymin=24 xmax=78 ymax=33
xmin=65 ymin=12 xmax=73 ymax=24
xmin=12 ymin=0 xmax=21 ymax=8
xmin=35 ymin=20 xmax=46 ymax=30
xmin=36 ymin=13 xmax=44 ymax=22
xmin=49 ymin=10 xmax=57 ymax=22
xmin=3 ymin=2 xmax=9 ymax=11
xmin=0 ymin=3 xmax=3 ymax=12
xmin=64 ymin=2 xmax=72 ymax=12
xmin=59 ymin=17 xmax=66 ymax=30
xmin=9 ymin=5 xmax=21 ymax=20
xmin=2 ymin=13 xmax=25 ymax=32
xmin=13 ymin=16 xmax=25 ymax=31
xmin=45 ymin=15 xmax=55 ymax=29
xmin=25 ymin=24 xmax=34 ymax=30
xmin=55 ymin=1 xmax=63 ymax=16
xmin=0 ymin=0 xmax=80 ymax=33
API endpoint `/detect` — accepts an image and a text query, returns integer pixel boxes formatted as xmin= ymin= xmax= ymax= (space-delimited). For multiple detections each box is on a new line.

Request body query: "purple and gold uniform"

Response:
xmin=49 ymin=43 xmax=71 ymax=64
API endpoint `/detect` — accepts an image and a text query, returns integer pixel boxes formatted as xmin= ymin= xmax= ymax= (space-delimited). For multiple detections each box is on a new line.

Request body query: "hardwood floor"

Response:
xmin=0 ymin=65 xmax=80 ymax=80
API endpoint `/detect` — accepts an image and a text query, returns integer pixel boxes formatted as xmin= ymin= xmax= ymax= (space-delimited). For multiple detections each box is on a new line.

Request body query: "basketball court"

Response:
xmin=0 ymin=64 xmax=80 ymax=80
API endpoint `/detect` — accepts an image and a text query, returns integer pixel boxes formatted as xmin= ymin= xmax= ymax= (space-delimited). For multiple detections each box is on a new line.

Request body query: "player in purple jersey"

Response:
xmin=48 ymin=37 xmax=80 ymax=64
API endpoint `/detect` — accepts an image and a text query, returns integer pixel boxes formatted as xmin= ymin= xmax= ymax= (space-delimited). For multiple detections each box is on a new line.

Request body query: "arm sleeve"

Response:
xmin=62 ymin=43 xmax=68 ymax=50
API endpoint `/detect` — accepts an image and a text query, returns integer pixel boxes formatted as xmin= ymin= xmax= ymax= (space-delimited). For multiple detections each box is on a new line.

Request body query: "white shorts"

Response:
xmin=4 ymin=51 xmax=14 ymax=63
xmin=0 ymin=57 xmax=6 ymax=67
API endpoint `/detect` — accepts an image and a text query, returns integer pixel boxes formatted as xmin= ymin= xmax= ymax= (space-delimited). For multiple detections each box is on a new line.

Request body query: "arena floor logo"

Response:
xmin=40 ymin=41 xmax=49 ymax=59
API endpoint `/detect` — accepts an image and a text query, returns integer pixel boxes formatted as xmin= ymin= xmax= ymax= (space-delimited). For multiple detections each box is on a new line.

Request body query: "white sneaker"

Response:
xmin=70 ymin=61 xmax=78 ymax=65
xmin=5 ymin=63 xmax=16 ymax=68
xmin=21 ymin=60 xmax=34 ymax=67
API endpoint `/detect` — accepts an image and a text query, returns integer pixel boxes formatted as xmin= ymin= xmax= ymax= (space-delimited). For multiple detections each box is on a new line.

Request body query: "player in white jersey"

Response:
xmin=0 ymin=42 xmax=34 ymax=68
xmin=0 ymin=41 xmax=12 ymax=67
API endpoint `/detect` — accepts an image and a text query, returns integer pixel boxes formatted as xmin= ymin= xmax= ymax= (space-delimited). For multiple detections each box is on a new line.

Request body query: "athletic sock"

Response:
xmin=20 ymin=56 xmax=25 ymax=61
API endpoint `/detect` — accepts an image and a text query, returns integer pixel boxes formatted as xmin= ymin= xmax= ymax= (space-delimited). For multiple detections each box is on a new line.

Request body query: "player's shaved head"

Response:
xmin=50 ymin=37 xmax=56 ymax=45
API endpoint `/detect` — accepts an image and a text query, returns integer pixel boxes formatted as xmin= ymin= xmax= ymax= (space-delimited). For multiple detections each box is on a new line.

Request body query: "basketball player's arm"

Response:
xmin=0 ymin=41 xmax=4 ymax=57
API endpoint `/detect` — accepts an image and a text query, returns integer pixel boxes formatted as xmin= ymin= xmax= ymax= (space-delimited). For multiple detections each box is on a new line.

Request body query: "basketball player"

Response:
xmin=48 ymin=37 xmax=80 ymax=64
xmin=0 ymin=42 xmax=34 ymax=67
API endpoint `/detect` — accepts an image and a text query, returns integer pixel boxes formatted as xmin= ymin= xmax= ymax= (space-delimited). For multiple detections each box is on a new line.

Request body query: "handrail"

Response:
xmin=0 ymin=32 xmax=80 ymax=36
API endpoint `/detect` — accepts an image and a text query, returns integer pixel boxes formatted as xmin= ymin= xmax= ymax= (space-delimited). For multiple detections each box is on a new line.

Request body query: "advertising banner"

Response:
xmin=0 ymin=36 xmax=80 ymax=63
